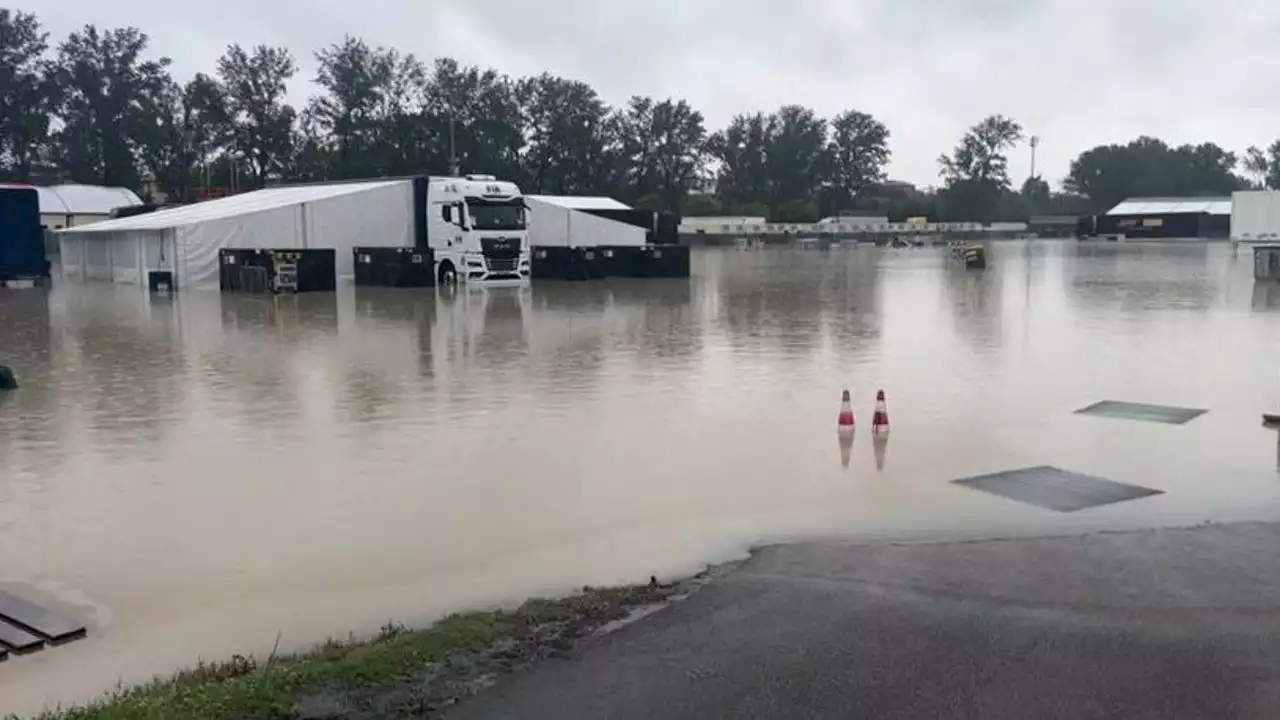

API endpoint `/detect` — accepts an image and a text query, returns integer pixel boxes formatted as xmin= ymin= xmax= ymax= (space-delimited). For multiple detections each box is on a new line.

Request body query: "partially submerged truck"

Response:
xmin=426 ymin=175 xmax=531 ymax=284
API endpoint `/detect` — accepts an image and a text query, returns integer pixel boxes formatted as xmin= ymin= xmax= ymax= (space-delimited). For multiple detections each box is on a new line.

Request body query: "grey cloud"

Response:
xmin=22 ymin=0 xmax=1280 ymax=187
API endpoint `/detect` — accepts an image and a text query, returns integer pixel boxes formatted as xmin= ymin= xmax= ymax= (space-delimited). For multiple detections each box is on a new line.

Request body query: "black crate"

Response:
xmin=532 ymin=246 xmax=607 ymax=281
xmin=353 ymin=246 xmax=434 ymax=287
xmin=601 ymin=245 xmax=690 ymax=278
xmin=148 ymin=270 xmax=176 ymax=294
xmin=219 ymin=248 xmax=336 ymax=294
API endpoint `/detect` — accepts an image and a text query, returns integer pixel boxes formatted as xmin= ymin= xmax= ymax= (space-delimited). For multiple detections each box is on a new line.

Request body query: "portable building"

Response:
xmin=57 ymin=179 xmax=417 ymax=290
xmin=1097 ymin=197 xmax=1231 ymax=239
xmin=0 ymin=183 xmax=143 ymax=229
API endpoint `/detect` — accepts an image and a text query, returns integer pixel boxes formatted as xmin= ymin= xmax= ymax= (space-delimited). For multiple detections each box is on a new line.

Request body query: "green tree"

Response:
xmin=0 ymin=9 xmax=52 ymax=181
xmin=708 ymin=105 xmax=827 ymax=220
xmin=216 ymin=44 xmax=297 ymax=187
xmin=311 ymin=36 xmax=396 ymax=178
xmin=682 ymin=193 xmax=722 ymax=216
xmin=427 ymin=58 xmax=523 ymax=181
xmin=763 ymin=105 xmax=826 ymax=218
xmin=48 ymin=24 xmax=173 ymax=187
xmin=938 ymin=114 xmax=1023 ymax=221
xmin=1064 ymin=137 xmax=1242 ymax=210
xmin=707 ymin=112 xmax=770 ymax=209
xmin=517 ymin=73 xmax=614 ymax=194
xmin=1020 ymin=175 xmax=1050 ymax=213
xmin=1243 ymin=144 xmax=1274 ymax=188
xmin=613 ymin=96 xmax=707 ymax=212
xmin=825 ymin=109 xmax=890 ymax=212
xmin=135 ymin=73 xmax=228 ymax=202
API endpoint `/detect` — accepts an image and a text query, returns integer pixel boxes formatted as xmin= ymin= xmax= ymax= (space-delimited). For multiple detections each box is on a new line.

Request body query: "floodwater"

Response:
xmin=4 ymin=241 xmax=1280 ymax=714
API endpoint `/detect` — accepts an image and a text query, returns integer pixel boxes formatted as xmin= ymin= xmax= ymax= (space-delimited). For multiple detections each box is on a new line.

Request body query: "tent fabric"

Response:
xmin=0 ymin=183 xmax=142 ymax=216
xmin=526 ymin=195 xmax=631 ymax=211
xmin=60 ymin=180 xmax=415 ymax=290
xmin=526 ymin=196 xmax=646 ymax=248
xmin=1106 ymin=197 xmax=1232 ymax=216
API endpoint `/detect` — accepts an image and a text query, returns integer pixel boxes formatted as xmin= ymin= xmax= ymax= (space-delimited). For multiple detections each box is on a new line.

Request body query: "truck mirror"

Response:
xmin=456 ymin=202 xmax=469 ymax=231
xmin=442 ymin=205 xmax=452 ymax=223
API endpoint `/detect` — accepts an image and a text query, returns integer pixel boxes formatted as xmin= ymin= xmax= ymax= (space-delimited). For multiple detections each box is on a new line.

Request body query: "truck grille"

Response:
xmin=487 ymin=257 xmax=518 ymax=273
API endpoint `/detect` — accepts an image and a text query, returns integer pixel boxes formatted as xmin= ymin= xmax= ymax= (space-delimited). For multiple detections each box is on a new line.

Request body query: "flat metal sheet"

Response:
xmin=0 ymin=619 xmax=43 ymax=653
xmin=0 ymin=590 xmax=85 ymax=643
xmin=952 ymin=465 xmax=1164 ymax=513
xmin=1074 ymin=400 xmax=1207 ymax=425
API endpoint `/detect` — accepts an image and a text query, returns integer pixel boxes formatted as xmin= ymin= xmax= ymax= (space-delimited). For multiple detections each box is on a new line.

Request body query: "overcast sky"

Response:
xmin=25 ymin=0 xmax=1280 ymax=189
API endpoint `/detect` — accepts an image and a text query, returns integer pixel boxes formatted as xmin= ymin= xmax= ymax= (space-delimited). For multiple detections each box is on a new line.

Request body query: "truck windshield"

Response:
xmin=466 ymin=199 xmax=526 ymax=231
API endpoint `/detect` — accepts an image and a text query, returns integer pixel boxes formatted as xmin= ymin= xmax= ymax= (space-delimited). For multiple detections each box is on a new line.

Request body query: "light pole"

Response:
xmin=1029 ymin=135 xmax=1040 ymax=181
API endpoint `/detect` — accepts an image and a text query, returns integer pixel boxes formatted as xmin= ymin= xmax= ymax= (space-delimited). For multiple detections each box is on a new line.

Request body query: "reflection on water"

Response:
xmin=6 ymin=241 xmax=1280 ymax=714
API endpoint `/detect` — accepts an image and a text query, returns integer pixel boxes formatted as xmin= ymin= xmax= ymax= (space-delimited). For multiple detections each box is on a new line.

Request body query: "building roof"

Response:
xmin=527 ymin=195 xmax=631 ymax=210
xmin=59 ymin=180 xmax=406 ymax=234
xmin=1106 ymin=197 xmax=1232 ymax=216
xmin=0 ymin=183 xmax=143 ymax=216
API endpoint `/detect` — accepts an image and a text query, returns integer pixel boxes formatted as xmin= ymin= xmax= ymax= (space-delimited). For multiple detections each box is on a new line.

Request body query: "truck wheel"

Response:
xmin=437 ymin=261 xmax=457 ymax=285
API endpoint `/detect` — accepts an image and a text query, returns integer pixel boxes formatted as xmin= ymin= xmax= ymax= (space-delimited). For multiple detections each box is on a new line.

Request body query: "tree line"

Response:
xmin=0 ymin=8 xmax=1276 ymax=223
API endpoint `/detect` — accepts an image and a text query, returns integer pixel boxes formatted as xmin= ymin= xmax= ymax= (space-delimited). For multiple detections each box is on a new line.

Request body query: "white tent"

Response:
xmin=58 ymin=180 xmax=415 ymax=289
xmin=525 ymin=195 xmax=647 ymax=248
xmin=0 ymin=183 xmax=143 ymax=229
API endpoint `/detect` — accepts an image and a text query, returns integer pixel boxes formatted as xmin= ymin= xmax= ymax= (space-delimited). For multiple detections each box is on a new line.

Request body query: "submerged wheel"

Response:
xmin=437 ymin=261 xmax=458 ymax=286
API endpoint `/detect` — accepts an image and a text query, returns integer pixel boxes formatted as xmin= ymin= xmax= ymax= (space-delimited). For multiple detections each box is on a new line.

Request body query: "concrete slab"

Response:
xmin=0 ymin=590 xmax=85 ymax=644
xmin=950 ymin=465 xmax=1164 ymax=512
xmin=0 ymin=619 xmax=44 ymax=654
xmin=1074 ymin=400 xmax=1207 ymax=425
xmin=449 ymin=522 xmax=1280 ymax=720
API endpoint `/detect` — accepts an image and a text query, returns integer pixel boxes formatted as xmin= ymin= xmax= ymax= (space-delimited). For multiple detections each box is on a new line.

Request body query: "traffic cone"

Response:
xmin=839 ymin=431 xmax=853 ymax=469
xmin=837 ymin=389 xmax=855 ymax=433
xmin=871 ymin=389 xmax=889 ymax=434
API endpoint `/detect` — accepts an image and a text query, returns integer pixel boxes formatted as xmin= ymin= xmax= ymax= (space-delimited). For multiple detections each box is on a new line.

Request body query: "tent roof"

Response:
xmin=59 ymin=180 xmax=407 ymax=234
xmin=527 ymin=195 xmax=631 ymax=210
xmin=1106 ymin=197 xmax=1232 ymax=216
xmin=0 ymin=183 xmax=143 ymax=215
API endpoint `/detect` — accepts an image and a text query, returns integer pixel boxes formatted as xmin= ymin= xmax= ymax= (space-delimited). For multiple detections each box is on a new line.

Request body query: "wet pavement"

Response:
xmin=450 ymin=521 xmax=1280 ymax=720
xmin=3 ymin=241 xmax=1280 ymax=714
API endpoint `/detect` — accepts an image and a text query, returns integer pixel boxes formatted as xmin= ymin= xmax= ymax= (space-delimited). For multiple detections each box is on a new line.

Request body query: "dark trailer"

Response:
xmin=1096 ymin=197 xmax=1231 ymax=239
xmin=0 ymin=186 xmax=49 ymax=281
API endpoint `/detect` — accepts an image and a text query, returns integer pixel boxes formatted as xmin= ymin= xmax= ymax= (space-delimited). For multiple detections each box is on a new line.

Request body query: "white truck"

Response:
xmin=427 ymin=175 xmax=531 ymax=284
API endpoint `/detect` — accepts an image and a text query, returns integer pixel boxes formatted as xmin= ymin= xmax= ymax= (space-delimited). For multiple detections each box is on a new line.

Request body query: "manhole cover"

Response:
xmin=952 ymin=465 xmax=1163 ymax=513
xmin=1074 ymin=400 xmax=1207 ymax=425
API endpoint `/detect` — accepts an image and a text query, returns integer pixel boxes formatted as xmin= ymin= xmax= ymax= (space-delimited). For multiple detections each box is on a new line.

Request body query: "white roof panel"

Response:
xmin=59 ymin=180 xmax=407 ymax=234
xmin=0 ymin=183 xmax=142 ymax=215
xmin=1106 ymin=197 xmax=1232 ymax=216
xmin=527 ymin=195 xmax=631 ymax=210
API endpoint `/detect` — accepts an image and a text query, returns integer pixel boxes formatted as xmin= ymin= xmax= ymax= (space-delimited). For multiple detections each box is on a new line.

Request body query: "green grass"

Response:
xmin=14 ymin=584 xmax=672 ymax=720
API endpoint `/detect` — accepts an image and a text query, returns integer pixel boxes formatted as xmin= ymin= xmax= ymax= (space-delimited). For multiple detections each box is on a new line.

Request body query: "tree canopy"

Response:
xmin=0 ymin=9 xmax=1263 ymax=221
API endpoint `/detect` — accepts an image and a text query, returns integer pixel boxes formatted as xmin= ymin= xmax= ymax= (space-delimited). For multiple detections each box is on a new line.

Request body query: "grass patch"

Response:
xmin=12 ymin=583 xmax=679 ymax=720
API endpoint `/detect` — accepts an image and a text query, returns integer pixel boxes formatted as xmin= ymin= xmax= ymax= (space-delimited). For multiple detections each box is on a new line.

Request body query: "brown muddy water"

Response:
xmin=4 ymin=241 xmax=1280 ymax=714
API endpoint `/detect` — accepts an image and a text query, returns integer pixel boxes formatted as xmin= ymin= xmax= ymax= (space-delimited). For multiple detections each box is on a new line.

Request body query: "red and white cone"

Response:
xmin=871 ymin=389 xmax=889 ymax=434
xmin=837 ymin=389 xmax=856 ymax=434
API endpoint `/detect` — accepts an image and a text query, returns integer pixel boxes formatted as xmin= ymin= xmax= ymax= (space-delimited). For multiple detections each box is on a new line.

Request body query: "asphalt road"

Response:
xmin=449 ymin=522 xmax=1280 ymax=719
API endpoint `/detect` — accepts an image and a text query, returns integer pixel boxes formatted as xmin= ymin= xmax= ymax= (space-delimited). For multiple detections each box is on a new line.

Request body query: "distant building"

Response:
xmin=816 ymin=215 xmax=889 ymax=228
xmin=679 ymin=216 xmax=768 ymax=234
xmin=1096 ymin=197 xmax=1231 ymax=239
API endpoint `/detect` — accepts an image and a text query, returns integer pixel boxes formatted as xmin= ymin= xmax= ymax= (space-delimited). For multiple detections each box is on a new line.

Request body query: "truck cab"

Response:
xmin=427 ymin=175 xmax=531 ymax=284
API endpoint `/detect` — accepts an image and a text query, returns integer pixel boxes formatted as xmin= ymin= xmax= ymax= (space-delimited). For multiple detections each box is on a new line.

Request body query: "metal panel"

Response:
xmin=0 ymin=590 xmax=86 ymax=643
xmin=1074 ymin=400 xmax=1207 ymax=425
xmin=952 ymin=466 xmax=1164 ymax=512
xmin=0 ymin=619 xmax=44 ymax=653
